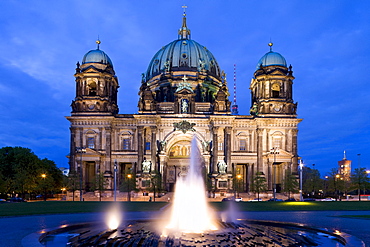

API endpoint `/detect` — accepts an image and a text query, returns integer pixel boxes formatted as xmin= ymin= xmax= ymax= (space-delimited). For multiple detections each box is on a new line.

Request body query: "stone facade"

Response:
xmin=67 ymin=15 xmax=301 ymax=195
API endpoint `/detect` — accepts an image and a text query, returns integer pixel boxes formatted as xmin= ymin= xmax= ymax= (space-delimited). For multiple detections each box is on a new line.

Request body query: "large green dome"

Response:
xmin=144 ymin=14 xmax=221 ymax=82
xmin=145 ymin=38 xmax=221 ymax=80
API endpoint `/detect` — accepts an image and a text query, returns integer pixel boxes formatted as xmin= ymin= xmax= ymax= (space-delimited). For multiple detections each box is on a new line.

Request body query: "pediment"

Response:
xmin=84 ymin=67 xmax=99 ymax=73
xmin=268 ymin=149 xmax=294 ymax=162
xmin=175 ymin=88 xmax=194 ymax=95
xmin=270 ymin=69 xmax=286 ymax=76
xmin=84 ymin=148 xmax=102 ymax=155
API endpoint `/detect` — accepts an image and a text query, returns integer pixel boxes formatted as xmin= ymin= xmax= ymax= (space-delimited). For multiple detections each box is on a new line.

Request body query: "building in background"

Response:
xmin=338 ymin=151 xmax=351 ymax=180
xmin=66 ymin=11 xmax=301 ymax=196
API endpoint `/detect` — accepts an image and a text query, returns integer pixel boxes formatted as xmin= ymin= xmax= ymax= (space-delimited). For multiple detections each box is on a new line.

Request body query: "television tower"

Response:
xmin=231 ymin=64 xmax=239 ymax=115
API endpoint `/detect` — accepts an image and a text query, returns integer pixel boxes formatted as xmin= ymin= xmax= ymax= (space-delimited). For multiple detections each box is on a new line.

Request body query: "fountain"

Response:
xmin=39 ymin=137 xmax=358 ymax=246
xmin=162 ymin=138 xmax=217 ymax=235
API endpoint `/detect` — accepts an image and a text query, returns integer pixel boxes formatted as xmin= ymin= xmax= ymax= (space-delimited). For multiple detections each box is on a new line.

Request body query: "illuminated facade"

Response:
xmin=67 ymin=12 xmax=301 ymax=195
xmin=338 ymin=151 xmax=351 ymax=180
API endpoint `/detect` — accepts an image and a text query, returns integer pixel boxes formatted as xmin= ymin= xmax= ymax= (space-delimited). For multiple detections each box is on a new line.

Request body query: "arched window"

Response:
xmin=85 ymin=130 xmax=97 ymax=149
xmin=123 ymin=139 xmax=131 ymax=150
xmin=239 ymin=139 xmax=246 ymax=151
xmin=88 ymin=81 xmax=97 ymax=96
xmin=271 ymin=83 xmax=280 ymax=98
xmin=120 ymin=131 xmax=133 ymax=151
xmin=271 ymin=131 xmax=284 ymax=149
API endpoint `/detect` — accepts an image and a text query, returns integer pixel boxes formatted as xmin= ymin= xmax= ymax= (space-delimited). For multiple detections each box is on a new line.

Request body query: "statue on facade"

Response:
xmin=142 ymin=159 xmax=151 ymax=173
xmin=202 ymin=140 xmax=211 ymax=152
xmin=250 ymin=102 xmax=258 ymax=115
xmin=218 ymin=160 xmax=227 ymax=174
xmin=159 ymin=141 xmax=166 ymax=152
xmin=164 ymin=59 xmax=170 ymax=72
xmin=181 ymin=99 xmax=188 ymax=113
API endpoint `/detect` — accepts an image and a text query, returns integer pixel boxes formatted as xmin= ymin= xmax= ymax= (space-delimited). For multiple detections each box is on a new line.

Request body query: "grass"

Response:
xmin=1 ymin=201 xmax=370 ymax=217
xmin=0 ymin=201 xmax=167 ymax=217
xmin=218 ymin=201 xmax=370 ymax=212
xmin=337 ymin=215 xmax=370 ymax=219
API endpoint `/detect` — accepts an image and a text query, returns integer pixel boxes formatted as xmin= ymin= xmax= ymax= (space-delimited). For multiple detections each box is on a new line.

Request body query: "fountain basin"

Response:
xmin=40 ymin=219 xmax=354 ymax=246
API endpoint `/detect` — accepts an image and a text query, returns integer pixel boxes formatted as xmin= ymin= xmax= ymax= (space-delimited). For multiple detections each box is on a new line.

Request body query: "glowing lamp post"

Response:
xmin=299 ymin=160 xmax=303 ymax=202
xmin=236 ymin=174 xmax=242 ymax=197
xmin=335 ymin=174 xmax=340 ymax=201
xmin=76 ymin=147 xmax=86 ymax=202
xmin=41 ymin=174 xmax=47 ymax=201
xmin=127 ymin=174 xmax=132 ymax=202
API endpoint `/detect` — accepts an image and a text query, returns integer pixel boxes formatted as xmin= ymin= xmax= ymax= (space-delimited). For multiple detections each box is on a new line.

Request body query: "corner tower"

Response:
xmin=71 ymin=40 xmax=119 ymax=115
xmin=250 ymin=43 xmax=297 ymax=117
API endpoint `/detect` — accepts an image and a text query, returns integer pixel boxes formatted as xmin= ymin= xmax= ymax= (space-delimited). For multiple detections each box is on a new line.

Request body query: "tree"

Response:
xmin=67 ymin=170 xmax=80 ymax=201
xmin=250 ymin=171 xmax=267 ymax=200
xmin=302 ymin=166 xmax=322 ymax=198
xmin=326 ymin=168 xmax=345 ymax=201
xmin=90 ymin=172 xmax=108 ymax=201
xmin=282 ymin=168 xmax=299 ymax=199
xmin=120 ymin=172 xmax=136 ymax=201
xmin=0 ymin=147 xmax=63 ymax=199
xmin=350 ymin=168 xmax=370 ymax=201
xmin=148 ymin=171 xmax=162 ymax=202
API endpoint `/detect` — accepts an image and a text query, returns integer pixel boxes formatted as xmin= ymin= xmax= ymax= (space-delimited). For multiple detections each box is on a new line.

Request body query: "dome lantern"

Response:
xmin=178 ymin=5 xmax=190 ymax=40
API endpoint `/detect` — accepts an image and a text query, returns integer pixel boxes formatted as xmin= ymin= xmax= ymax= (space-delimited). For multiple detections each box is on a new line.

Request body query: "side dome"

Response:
xmin=145 ymin=39 xmax=221 ymax=80
xmin=256 ymin=43 xmax=286 ymax=70
xmin=82 ymin=48 xmax=113 ymax=67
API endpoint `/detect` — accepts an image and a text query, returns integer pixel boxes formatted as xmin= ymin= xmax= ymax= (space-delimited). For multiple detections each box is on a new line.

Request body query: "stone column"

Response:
xmin=212 ymin=126 xmax=219 ymax=173
xmin=224 ymin=127 xmax=232 ymax=171
xmin=69 ymin=127 xmax=77 ymax=171
xmin=151 ymin=126 xmax=157 ymax=171
xmin=256 ymin=128 xmax=263 ymax=173
xmin=137 ymin=126 xmax=144 ymax=172
xmin=105 ymin=127 xmax=112 ymax=172
xmin=97 ymin=127 xmax=102 ymax=150
xmin=292 ymin=129 xmax=299 ymax=172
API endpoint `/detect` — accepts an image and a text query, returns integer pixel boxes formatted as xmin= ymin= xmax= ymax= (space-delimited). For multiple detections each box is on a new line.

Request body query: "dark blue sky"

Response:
xmin=0 ymin=1 xmax=369 ymax=175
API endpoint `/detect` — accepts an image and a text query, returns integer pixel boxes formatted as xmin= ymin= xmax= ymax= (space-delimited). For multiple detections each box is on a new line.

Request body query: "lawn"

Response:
xmin=1 ymin=201 xmax=370 ymax=217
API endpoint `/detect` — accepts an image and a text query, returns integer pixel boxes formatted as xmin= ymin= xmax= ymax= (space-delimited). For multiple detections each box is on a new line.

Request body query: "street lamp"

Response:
xmin=324 ymin=176 xmax=329 ymax=198
xmin=335 ymin=174 xmax=340 ymax=201
xmin=270 ymin=147 xmax=279 ymax=199
xmin=299 ymin=160 xmax=303 ymax=201
xmin=61 ymin=188 xmax=66 ymax=200
xmin=236 ymin=174 xmax=242 ymax=198
xmin=357 ymin=154 xmax=361 ymax=201
xmin=41 ymin=174 xmax=47 ymax=201
xmin=127 ymin=174 xmax=132 ymax=202
xmin=76 ymin=147 xmax=86 ymax=202
xmin=114 ymin=160 xmax=117 ymax=202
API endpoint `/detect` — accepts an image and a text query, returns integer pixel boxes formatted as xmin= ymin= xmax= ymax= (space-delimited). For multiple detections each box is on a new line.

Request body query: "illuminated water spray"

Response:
xmin=105 ymin=203 xmax=122 ymax=230
xmin=163 ymin=138 xmax=217 ymax=234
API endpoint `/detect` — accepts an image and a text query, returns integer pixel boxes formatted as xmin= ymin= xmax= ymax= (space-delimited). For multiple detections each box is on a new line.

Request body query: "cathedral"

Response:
xmin=67 ymin=11 xmax=301 ymax=197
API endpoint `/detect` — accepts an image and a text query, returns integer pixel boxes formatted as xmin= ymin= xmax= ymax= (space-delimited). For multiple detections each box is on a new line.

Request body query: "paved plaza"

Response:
xmin=0 ymin=210 xmax=369 ymax=246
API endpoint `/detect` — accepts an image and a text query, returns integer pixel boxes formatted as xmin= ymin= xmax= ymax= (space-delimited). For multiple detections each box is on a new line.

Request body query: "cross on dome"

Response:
xmin=179 ymin=5 xmax=190 ymax=39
